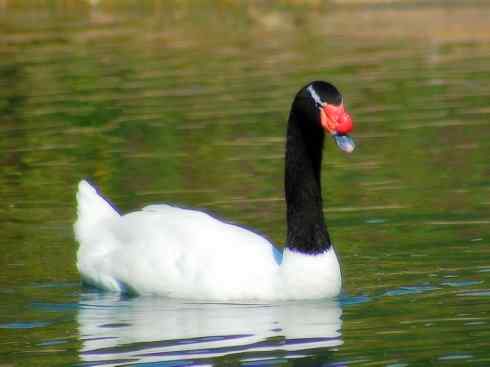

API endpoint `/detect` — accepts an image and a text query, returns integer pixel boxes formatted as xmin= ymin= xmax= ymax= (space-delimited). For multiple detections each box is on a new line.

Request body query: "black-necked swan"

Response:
xmin=74 ymin=81 xmax=355 ymax=300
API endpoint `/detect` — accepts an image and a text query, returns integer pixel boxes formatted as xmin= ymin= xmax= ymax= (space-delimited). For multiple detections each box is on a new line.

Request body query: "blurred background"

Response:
xmin=1 ymin=1 xmax=489 ymax=366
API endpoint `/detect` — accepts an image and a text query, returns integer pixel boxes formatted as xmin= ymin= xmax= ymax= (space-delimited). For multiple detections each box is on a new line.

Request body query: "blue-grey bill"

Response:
xmin=333 ymin=134 xmax=355 ymax=153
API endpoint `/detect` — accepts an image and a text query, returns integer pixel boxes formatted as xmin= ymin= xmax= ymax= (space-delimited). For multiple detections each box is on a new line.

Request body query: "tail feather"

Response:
xmin=74 ymin=180 xmax=119 ymax=243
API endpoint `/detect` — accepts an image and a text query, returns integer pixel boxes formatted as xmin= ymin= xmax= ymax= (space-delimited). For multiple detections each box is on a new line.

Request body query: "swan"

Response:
xmin=74 ymin=81 xmax=355 ymax=300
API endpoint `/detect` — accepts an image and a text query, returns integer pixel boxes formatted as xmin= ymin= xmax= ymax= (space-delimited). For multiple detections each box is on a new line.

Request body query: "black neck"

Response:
xmin=284 ymin=107 xmax=331 ymax=254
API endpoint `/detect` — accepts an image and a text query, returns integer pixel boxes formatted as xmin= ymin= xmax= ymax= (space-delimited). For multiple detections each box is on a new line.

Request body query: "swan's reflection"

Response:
xmin=78 ymin=293 xmax=343 ymax=366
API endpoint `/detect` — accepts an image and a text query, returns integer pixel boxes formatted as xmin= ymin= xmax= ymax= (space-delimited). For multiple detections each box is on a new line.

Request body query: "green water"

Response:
xmin=1 ymin=1 xmax=490 ymax=366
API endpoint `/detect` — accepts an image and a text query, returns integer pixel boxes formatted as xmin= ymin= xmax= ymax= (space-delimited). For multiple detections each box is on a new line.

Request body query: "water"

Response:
xmin=1 ymin=1 xmax=490 ymax=366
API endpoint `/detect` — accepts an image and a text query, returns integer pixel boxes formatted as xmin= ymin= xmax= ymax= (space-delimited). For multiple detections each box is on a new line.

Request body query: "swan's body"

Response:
xmin=75 ymin=182 xmax=341 ymax=300
xmin=75 ymin=81 xmax=355 ymax=301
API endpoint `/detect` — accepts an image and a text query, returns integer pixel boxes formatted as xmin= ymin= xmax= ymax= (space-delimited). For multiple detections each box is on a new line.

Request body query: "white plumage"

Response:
xmin=74 ymin=180 xmax=341 ymax=300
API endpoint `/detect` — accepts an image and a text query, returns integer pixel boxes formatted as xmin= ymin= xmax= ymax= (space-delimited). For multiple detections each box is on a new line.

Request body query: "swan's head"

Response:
xmin=304 ymin=81 xmax=355 ymax=153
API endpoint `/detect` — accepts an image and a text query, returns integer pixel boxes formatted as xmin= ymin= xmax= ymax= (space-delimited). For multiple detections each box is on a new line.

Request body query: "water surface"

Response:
xmin=1 ymin=1 xmax=490 ymax=366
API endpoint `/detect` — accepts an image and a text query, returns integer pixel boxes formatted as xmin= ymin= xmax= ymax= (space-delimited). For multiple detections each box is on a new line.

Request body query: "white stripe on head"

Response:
xmin=307 ymin=84 xmax=343 ymax=107
xmin=307 ymin=85 xmax=324 ymax=107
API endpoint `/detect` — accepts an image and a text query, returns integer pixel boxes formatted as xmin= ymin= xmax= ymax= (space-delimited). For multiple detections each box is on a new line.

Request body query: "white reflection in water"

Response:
xmin=78 ymin=293 xmax=342 ymax=366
